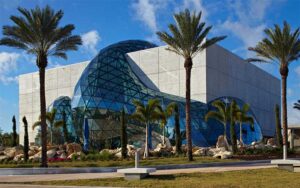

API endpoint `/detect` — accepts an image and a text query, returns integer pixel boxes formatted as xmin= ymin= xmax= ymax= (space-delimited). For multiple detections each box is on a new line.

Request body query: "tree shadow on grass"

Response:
xmin=145 ymin=174 xmax=176 ymax=180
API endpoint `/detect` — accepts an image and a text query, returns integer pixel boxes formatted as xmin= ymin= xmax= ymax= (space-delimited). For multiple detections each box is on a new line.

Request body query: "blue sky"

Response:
xmin=0 ymin=0 xmax=299 ymax=132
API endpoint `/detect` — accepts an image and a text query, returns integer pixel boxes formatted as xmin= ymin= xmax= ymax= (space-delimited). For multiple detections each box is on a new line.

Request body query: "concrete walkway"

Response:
xmin=0 ymin=162 xmax=274 ymax=183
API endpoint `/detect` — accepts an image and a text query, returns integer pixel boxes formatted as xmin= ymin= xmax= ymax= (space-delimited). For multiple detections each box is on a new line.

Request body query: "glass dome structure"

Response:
xmin=47 ymin=39 xmax=263 ymax=149
xmin=48 ymin=96 xmax=76 ymax=141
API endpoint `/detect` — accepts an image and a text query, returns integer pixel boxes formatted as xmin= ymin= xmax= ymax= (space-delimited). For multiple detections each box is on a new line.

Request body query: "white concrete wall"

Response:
xmin=127 ymin=46 xmax=207 ymax=102
xmin=206 ymin=45 xmax=280 ymax=136
xmin=19 ymin=61 xmax=89 ymax=144
xmin=128 ymin=45 xmax=280 ymax=137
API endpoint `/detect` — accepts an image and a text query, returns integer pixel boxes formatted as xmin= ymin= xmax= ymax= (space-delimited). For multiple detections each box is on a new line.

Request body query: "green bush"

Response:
xmin=85 ymin=151 xmax=114 ymax=161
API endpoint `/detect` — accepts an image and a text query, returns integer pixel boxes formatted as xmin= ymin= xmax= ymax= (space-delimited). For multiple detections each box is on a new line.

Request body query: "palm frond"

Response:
xmin=32 ymin=121 xmax=41 ymax=130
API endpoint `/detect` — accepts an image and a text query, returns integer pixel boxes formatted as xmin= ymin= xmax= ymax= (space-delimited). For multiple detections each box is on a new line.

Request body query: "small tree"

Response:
xmin=12 ymin=116 xmax=17 ymax=147
xmin=131 ymin=98 xmax=163 ymax=158
xmin=54 ymin=111 xmax=69 ymax=143
xmin=23 ymin=116 xmax=29 ymax=162
xmin=229 ymin=100 xmax=239 ymax=154
xmin=235 ymin=103 xmax=254 ymax=146
xmin=276 ymin=104 xmax=283 ymax=148
xmin=174 ymin=104 xmax=182 ymax=155
xmin=120 ymin=108 xmax=127 ymax=159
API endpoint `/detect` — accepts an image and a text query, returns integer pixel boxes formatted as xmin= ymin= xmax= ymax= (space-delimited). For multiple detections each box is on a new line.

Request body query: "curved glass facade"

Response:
xmin=206 ymin=97 xmax=263 ymax=145
xmin=44 ymin=40 xmax=262 ymax=149
xmin=48 ymin=96 xmax=76 ymax=141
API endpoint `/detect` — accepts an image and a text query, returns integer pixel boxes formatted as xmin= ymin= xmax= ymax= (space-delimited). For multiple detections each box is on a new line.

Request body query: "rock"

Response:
xmin=216 ymin=135 xmax=228 ymax=149
xmin=4 ymin=146 xmax=23 ymax=158
xmin=13 ymin=154 xmax=24 ymax=161
xmin=254 ymin=143 xmax=265 ymax=149
xmin=0 ymin=146 xmax=4 ymax=151
xmin=251 ymin=141 xmax=257 ymax=146
xmin=193 ymin=148 xmax=208 ymax=156
xmin=0 ymin=155 xmax=9 ymax=161
xmin=0 ymin=151 xmax=4 ymax=155
xmin=30 ymin=146 xmax=39 ymax=151
xmin=28 ymin=150 xmax=35 ymax=156
xmin=47 ymin=149 xmax=57 ymax=158
xmin=66 ymin=143 xmax=82 ymax=155
xmin=208 ymin=147 xmax=226 ymax=156
xmin=29 ymin=155 xmax=40 ymax=162
xmin=267 ymin=138 xmax=276 ymax=146
xmin=59 ymin=152 xmax=67 ymax=159
xmin=213 ymin=151 xmax=233 ymax=159
xmin=115 ymin=151 xmax=122 ymax=158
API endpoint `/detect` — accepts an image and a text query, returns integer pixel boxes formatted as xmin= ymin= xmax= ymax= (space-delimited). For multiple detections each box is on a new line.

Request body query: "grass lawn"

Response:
xmin=0 ymin=156 xmax=238 ymax=168
xmin=18 ymin=168 xmax=297 ymax=188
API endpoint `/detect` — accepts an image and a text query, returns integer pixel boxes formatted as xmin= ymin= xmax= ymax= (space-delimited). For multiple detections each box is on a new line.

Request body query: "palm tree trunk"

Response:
xmin=175 ymin=106 xmax=181 ymax=155
xmin=50 ymin=126 xmax=53 ymax=145
xmin=162 ymin=125 xmax=165 ymax=145
xmin=239 ymin=122 xmax=243 ymax=146
xmin=144 ymin=122 xmax=149 ymax=158
xmin=39 ymin=66 xmax=48 ymax=167
xmin=223 ymin=123 xmax=229 ymax=150
xmin=184 ymin=57 xmax=193 ymax=161
xmin=281 ymin=71 xmax=288 ymax=160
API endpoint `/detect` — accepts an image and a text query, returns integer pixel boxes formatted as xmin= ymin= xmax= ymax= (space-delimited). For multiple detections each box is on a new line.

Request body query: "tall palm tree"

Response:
xmin=131 ymin=98 xmax=163 ymax=158
xmin=205 ymin=100 xmax=230 ymax=150
xmin=157 ymin=9 xmax=226 ymax=161
xmin=33 ymin=108 xmax=64 ymax=145
xmin=160 ymin=102 xmax=178 ymax=145
xmin=235 ymin=104 xmax=254 ymax=146
xmin=248 ymin=22 xmax=300 ymax=160
xmin=0 ymin=6 xmax=82 ymax=167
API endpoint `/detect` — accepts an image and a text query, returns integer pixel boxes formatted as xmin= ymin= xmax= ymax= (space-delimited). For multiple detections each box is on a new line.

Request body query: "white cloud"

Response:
xmin=0 ymin=52 xmax=20 ymax=84
xmin=287 ymin=101 xmax=300 ymax=125
xmin=132 ymin=0 xmax=158 ymax=33
xmin=132 ymin=0 xmax=169 ymax=42
xmin=287 ymin=88 xmax=293 ymax=97
xmin=81 ymin=30 xmax=101 ymax=55
xmin=180 ymin=0 xmax=207 ymax=21
xmin=218 ymin=0 xmax=272 ymax=56
xmin=295 ymin=66 xmax=300 ymax=77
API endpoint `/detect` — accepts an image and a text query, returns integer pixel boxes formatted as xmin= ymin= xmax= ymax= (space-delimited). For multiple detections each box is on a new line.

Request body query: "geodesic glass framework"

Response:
xmin=66 ymin=40 xmax=262 ymax=149
xmin=48 ymin=96 xmax=76 ymax=142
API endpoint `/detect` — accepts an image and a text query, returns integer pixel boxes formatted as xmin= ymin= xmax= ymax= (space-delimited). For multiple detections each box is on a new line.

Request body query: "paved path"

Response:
xmin=0 ymin=162 xmax=274 ymax=184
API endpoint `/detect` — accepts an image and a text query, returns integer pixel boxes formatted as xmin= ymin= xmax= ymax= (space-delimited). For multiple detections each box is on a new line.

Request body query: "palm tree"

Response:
xmin=0 ymin=6 xmax=82 ymax=167
xmin=229 ymin=100 xmax=239 ymax=154
xmin=33 ymin=108 xmax=64 ymax=145
xmin=157 ymin=9 xmax=226 ymax=161
xmin=205 ymin=100 xmax=230 ymax=150
xmin=131 ymin=98 xmax=163 ymax=158
xmin=53 ymin=111 xmax=69 ymax=143
xmin=235 ymin=104 xmax=254 ymax=146
xmin=160 ymin=102 xmax=178 ymax=145
xmin=248 ymin=22 xmax=300 ymax=160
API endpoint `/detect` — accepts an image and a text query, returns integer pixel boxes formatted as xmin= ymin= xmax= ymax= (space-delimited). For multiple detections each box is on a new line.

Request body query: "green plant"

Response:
xmin=23 ymin=116 xmax=29 ymax=162
xmin=205 ymin=100 xmax=230 ymax=150
xmin=0 ymin=5 xmax=82 ymax=167
xmin=157 ymin=9 xmax=226 ymax=161
xmin=12 ymin=116 xmax=17 ymax=147
xmin=160 ymin=102 xmax=178 ymax=145
xmin=235 ymin=103 xmax=254 ymax=146
xmin=120 ymin=108 xmax=127 ymax=159
xmin=275 ymin=104 xmax=283 ymax=148
xmin=131 ymin=98 xmax=163 ymax=158
xmin=248 ymin=21 xmax=300 ymax=160
xmin=174 ymin=104 xmax=182 ymax=155
xmin=33 ymin=108 xmax=64 ymax=145
xmin=53 ymin=111 xmax=69 ymax=143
